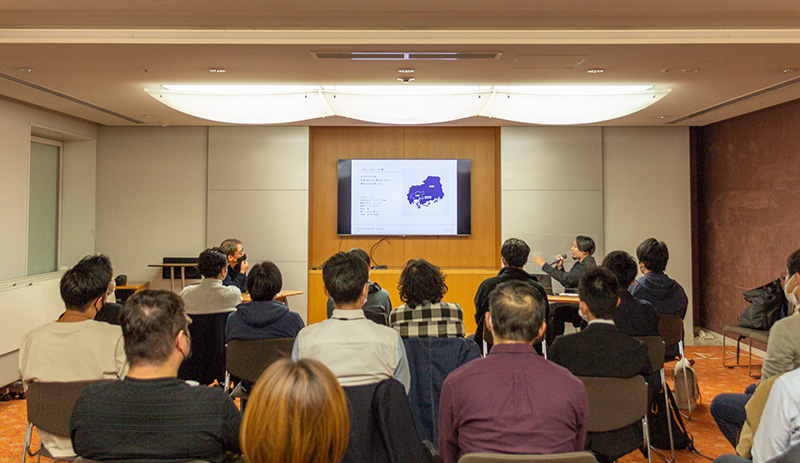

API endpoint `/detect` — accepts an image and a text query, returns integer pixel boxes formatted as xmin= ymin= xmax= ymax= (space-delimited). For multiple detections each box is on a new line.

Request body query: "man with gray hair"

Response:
xmin=438 ymin=280 xmax=588 ymax=463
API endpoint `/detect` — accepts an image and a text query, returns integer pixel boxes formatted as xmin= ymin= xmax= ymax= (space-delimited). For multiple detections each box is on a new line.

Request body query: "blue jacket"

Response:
xmin=629 ymin=271 xmax=688 ymax=319
xmin=226 ymin=300 xmax=304 ymax=342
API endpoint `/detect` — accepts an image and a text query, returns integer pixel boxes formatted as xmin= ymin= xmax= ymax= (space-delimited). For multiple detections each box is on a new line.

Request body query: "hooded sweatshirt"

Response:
xmin=629 ymin=271 xmax=688 ymax=319
xmin=226 ymin=299 xmax=305 ymax=342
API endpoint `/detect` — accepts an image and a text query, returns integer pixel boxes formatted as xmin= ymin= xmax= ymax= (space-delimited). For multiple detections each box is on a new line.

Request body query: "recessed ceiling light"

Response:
xmin=656 ymin=115 xmax=668 ymax=119
xmin=398 ymin=68 xmax=415 ymax=73
xmin=397 ymin=76 xmax=416 ymax=83
xmin=682 ymin=68 xmax=700 ymax=73
xmin=661 ymin=69 xmax=673 ymax=73
xmin=143 ymin=69 xmax=152 ymax=73
xmin=586 ymin=68 xmax=605 ymax=74
xmin=18 ymin=67 xmax=33 ymax=72
xmin=209 ymin=68 xmax=227 ymax=73
xmin=781 ymin=68 xmax=797 ymax=73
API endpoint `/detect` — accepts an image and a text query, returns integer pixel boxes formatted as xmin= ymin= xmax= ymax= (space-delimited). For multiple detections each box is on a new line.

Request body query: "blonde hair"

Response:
xmin=241 ymin=358 xmax=350 ymax=463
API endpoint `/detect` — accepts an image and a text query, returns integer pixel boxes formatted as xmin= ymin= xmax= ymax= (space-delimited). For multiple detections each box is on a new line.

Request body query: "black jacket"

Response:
xmin=614 ymin=290 xmax=659 ymax=337
xmin=542 ymin=255 xmax=597 ymax=291
xmin=473 ymin=267 xmax=547 ymax=346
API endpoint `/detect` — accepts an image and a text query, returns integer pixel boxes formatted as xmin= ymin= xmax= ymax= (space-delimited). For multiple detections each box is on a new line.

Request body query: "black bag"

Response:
xmin=648 ymin=383 xmax=692 ymax=450
xmin=738 ymin=279 xmax=787 ymax=331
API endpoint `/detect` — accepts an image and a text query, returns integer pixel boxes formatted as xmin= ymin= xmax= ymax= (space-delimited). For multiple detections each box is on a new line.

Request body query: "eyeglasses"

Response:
xmin=780 ymin=271 xmax=788 ymax=282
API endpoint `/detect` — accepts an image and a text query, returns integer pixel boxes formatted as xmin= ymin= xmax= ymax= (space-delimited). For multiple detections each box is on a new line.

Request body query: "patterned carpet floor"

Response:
xmin=0 ymin=345 xmax=759 ymax=463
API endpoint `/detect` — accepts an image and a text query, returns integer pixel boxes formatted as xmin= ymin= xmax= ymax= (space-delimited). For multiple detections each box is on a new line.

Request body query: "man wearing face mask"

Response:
xmin=70 ymin=290 xmax=242 ymax=462
xmin=19 ymin=255 xmax=128 ymax=459
xmin=220 ymin=238 xmax=249 ymax=292
xmin=710 ymin=249 xmax=800 ymax=450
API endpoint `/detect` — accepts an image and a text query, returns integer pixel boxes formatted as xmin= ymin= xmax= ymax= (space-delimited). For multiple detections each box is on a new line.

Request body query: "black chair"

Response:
xmin=178 ymin=312 xmax=229 ymax=385
xmin=342 ymin=379 xmax=428 ymax=463
xmin=403 ymin=337 xmax=480 ymax=443
xmin=23 ymin=380 xmax=111 ymax=463
xmin=224 ymin=337 xmax=296 ymax=398
xmin=364 ymin=311 xmax=390 ymax=326
xmin=578 ymin=375 xmax=651 ymax=463
xmin=636 ymin=336 xmax=675 ymax=463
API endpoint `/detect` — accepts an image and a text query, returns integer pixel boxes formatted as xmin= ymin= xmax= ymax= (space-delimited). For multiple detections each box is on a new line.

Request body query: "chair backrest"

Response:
xmin=635 ymin=336 xmax=666 ymax=372
xmin=178 ymin=311 xmax=230 ymax=385
xmin=458 ymin=451 xmax=598 ymax=463
xmin=657 ymin=314 xmax=683 ymax=347
xmin=27 ymin=380 xmax=110 ymax=437
xmin=364 ymin=311 xmax=389 ymax=326
xmin=402 ymin=337 xmax=481 ymax=443
xmin=226 ymin=337 xmax=296 ymax=383
xmin=342 ymin=378 xmax=428 ymax=463
xmin=577 ymin=375 xmax=648 ymax=432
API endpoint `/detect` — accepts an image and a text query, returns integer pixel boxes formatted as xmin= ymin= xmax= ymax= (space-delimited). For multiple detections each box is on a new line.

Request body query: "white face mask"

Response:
xmin=785 ymin=273 xmax=799 ymax=307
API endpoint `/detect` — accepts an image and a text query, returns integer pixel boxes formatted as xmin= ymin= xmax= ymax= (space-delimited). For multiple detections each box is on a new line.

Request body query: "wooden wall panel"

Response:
xmin=308 ymin=127 xmax=501 ymax=269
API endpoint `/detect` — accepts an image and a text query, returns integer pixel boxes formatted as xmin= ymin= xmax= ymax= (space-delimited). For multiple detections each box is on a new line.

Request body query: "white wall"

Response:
xmin=95 ymin=127 xmax=208 ymax=288
xmin=501 ymin=127 xmax=604 ymax=292
xmin=206 ymin=127 xmax=310 ymax=320
xmin=602 ymin=126 xmax=693 ymax=335
xmin=0 ymin=99 xmax=97 ymax=281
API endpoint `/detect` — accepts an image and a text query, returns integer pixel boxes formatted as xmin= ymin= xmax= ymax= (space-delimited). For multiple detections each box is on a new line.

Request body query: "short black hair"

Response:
xmin=501 ymin=238 xmax=530 ymax=268
xmin=602 ymin=250 xmax=638 ymax=288
xmin=575 ymin=235 xmax=596 ymax=255
xmin=60 ymin=255 xmax=113 ymax=311
xmin=578 ymin=267 xmax=619 ymax=320
xmin=637 ymin=238 xmax=669 ymax=272
xmin=197 ymin=247 xmax=228 ymax=278
xmin=247 ymin=261 xmax=283 ymax=301
xmin=348 ymin=248 xmax=371 ymax=268
xmin=788 ymin=249 xmax=800 ymax=277
xmin=322 ymin=251 xmax=369 ymax=305
xmin=120 ymin=290 xmax=188 ymax=367
xmin=488 ymin=280 xmax=547 ymax=343
xmin=220 ymin=238 xmax=242 ymax=257
xmin=398 ymin=259 xmax=447 ymax=308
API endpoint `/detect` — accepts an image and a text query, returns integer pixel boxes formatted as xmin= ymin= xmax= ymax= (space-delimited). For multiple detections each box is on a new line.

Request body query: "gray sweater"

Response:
xmin=180 ymin=278 xmax=242 ymax=315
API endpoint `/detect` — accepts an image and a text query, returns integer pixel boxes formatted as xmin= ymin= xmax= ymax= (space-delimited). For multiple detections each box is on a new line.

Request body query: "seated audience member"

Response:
xmin=293 ymin=251 xmax=410 ymax=392
xmin=550 ymin=267 xmax=652 ymax=463
xmin=390 ymin=258 xmax=465 ymax=338
xmin=602 ymin=250 xmax=659 ymax=337
xmin=241 ymin=358 xmax=349 ymax=463
xmin=711 ymin=249 xmax=800 ymax=449
xmin=220 ymin=238 xmax=249 ymax=292
xmin=181 ymin=247 xmax=242 ymax=314
xmin=438 ymin=280 xmax=589 ymax=463
xmin=751 ymin=366 xmax=800 ymax=463
xmin=533 ymin=235 xmax=598 ymax=340
xmin=327 ymin=247 xmax=392 ymax=319
xmin=70 ymin=290 xmax=242 ymax=462
xmin=473 ymin=238 xmax=548 ymax=348
xmin=227 ymin=260 xmax=305 ymax=341
xmin=630 ymin=237 xmax=688 ymax=318
xmin=19 ymin=254 xmax=127 ymax=459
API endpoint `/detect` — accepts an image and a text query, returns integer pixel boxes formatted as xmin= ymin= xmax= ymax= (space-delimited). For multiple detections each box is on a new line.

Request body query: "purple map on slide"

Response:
xmin=407 ymin=176 xmax=444 ymax=209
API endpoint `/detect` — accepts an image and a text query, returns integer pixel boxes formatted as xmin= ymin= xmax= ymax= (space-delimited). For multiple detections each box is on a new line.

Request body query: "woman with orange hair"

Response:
xmin=241 ymin=358 xmax=350 ymax=463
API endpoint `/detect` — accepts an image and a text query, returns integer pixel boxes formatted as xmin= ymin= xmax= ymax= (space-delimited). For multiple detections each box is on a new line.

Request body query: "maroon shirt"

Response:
xmin=438 ymin=343 xmax=588 ymax=463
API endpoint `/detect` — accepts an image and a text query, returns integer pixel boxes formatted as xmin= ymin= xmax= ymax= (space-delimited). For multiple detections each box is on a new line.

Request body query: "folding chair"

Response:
xmin=459 ymin=451 xmax=597 ymax=463
xmin=578 ymin=375 xmax=651 ymax=463
xmin=657 ymin=314 xmax=693 ymax=419
xmin=23 ymin=380 xmax=109 ymax=463
xmin=636 ymin=336 xmax=675 ymax=463
xmin=224 ymin=337 xmax=296 ymax=399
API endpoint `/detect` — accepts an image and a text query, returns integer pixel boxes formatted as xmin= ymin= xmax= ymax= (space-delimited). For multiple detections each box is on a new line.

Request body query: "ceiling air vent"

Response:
xmin=312 ymin=52 xmax=502 ymax=61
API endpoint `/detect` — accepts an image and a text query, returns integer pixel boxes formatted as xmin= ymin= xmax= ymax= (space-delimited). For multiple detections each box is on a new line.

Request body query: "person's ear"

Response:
xmin=616 ymin=297 xmax=621 ymax=307
xmin=579 ymin=301 xmax=590 ymax=317
xmin=534 ymin=322 xmax=547 ymax=343
xmin=323 ymin=286 xmax=332 ymax=300
xmin=485 ymin=312 xmax=492 ymax=332
xmin=361 ymin=282 xmax=370 ymax=298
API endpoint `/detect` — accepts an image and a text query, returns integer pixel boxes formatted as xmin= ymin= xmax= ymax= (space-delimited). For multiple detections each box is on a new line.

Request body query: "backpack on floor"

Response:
xmin=648 ymin=382 xmax=692 ymax=450
xmin=673 ymin=358 xmax=701 ymax=411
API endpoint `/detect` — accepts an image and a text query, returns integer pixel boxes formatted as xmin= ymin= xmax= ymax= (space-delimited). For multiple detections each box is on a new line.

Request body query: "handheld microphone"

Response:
xmin=553 ymin=254 xmax=567 ymax=264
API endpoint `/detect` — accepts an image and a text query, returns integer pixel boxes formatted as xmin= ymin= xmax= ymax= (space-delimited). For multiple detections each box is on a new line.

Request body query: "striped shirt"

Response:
xmin=390 ymin=301 xmax=466 ymax=338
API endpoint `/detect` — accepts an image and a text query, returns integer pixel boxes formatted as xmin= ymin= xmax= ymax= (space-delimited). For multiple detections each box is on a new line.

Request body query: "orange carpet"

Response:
xmin=0 ymin=345 xmax=759 ymax=463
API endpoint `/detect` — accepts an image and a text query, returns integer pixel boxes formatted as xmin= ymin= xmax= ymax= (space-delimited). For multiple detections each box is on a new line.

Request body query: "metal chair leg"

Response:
xmin=22 ymin=422 xmax=32 ymax=463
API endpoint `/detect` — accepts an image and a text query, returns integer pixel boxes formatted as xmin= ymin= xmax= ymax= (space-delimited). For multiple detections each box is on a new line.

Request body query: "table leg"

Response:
xmin=170 ymin=266 xmax=175 ymax=293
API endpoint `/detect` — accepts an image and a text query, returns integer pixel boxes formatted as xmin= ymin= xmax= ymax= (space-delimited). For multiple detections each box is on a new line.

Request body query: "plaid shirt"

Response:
xmin=390 ymin=301 xmax=466 ymax=338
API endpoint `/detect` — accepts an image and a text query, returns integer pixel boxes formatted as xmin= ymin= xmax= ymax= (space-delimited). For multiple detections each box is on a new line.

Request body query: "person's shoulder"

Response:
xmin=179 ymin=283 xmax=201 ymax=295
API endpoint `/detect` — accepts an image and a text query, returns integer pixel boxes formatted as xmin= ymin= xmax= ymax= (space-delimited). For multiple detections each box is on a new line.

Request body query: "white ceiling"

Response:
xmin=2 ymin=1 xmax=800 ymax=127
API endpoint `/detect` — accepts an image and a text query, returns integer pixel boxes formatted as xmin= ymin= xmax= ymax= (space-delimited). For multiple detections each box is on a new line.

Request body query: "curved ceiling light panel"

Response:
xmin=321 ymin=86 xmax=493 ymax=124
xmin=481 ymin=85 xmax=671 ymax=125
xmin=146 ymin=85 xmax=670 ymax=125
xmin=145 ymin=85 xmax=333 ymax=124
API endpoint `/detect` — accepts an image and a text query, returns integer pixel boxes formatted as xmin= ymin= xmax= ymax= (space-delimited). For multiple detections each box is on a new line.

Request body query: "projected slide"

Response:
xmin=350 ymin=159 xmax=458 ymax=235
